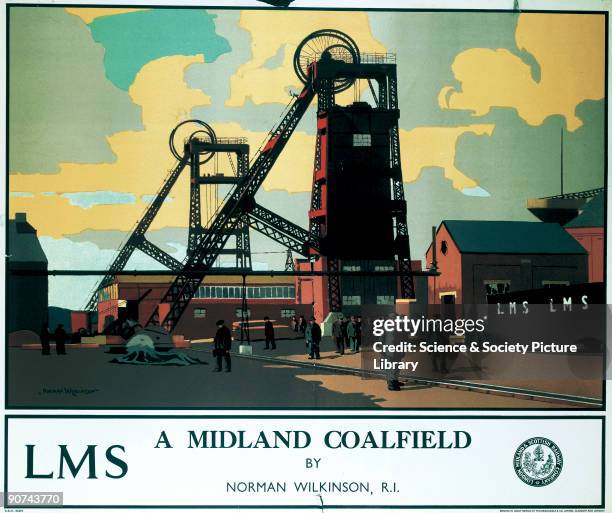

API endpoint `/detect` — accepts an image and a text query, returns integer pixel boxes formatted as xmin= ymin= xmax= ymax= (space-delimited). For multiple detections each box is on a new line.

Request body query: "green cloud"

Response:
xmin=405 ymin=99 xmax=604 ymax=258
xmin=89 ymin=9 xmax=231 ymax=91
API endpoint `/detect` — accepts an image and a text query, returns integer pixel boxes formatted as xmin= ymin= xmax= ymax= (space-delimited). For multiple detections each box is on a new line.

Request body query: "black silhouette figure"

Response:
xmin=40 ymin=322 xmax=51 ymax=355
xmin=54 ymin=324 xmax=68 ymax=356
xmin=213 ymin=320 xmax=232 ymax=372
xmin=263 ymin=316 xmax=276 ymax=350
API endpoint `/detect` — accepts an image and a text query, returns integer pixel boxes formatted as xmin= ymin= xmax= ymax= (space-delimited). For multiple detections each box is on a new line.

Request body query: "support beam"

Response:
xmin=248 ymin=202 xmax=320 ymax=256
xmin=148 ymin=80 xmax=316 ymax=331
xmin=137 ymin=238 xmax=183 ymax=271
xmin=83 ymin=154 xmax=189 ymax=311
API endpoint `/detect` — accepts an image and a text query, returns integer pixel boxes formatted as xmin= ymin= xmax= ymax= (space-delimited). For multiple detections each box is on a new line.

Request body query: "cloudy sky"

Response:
xmin=8 ymin=7 xmax=605 ymax=308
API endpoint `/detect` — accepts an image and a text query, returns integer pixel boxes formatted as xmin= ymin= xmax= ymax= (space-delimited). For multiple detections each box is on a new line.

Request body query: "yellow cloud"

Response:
xmin=65 ymin=8 xmax=148 ymax=24
xmin=439 ymin=13 xmax=604 ymax=131
xmin=130 ymin=55 xmax=211 ymax=129
xmin=400 ymin=124 xmax=495 ymax=190
xmin=227 ymin=11 xmax=387 ymax=106
xmin=257 ymin=130 xmax=315 ymax=193
xmin=9 ymin=194 xmax=187 ymax=239
xmin=8 ymin=48 xmax=317 ymax=236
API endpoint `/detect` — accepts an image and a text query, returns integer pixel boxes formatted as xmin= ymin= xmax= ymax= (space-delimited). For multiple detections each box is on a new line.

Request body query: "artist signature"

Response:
xmin=40 ymin=387 xmax=99 ymax=397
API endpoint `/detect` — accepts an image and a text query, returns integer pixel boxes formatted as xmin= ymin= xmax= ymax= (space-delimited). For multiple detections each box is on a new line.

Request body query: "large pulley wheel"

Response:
xmin=293 ymin=29 xmax=360 ymax=93
xmin=169 ymin=120 xmax=217 ymax=164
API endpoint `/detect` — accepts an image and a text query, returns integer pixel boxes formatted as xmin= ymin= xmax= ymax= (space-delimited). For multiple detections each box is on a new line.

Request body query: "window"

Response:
xmin=376 ymin=295 xmax=395 ymax=305
xmin=353 ymin=133 xmax=371 ymax=147
xmin=194 ymin=308 xmax=207 ymax=318
xmin=281 ymin=309 xmax=296 ymax=318
xmin=98 ymin=284 xmax=119 ymax=302
xmin=441 ymin=293 xmax=456 ymax=304
xmin=342 ymin=295 xmax=361 ymax=305
xmin=235 ymin=308 xmax=251 ymax=319
xmin=484 ymin=280 xmax=510 ymax=296
xmin=374 ymin=264 xmax=395 ymax=271
xmin=542 ymin=280 xmax=570 ymax=288
xmin=191 ymin=285 xmax=296 ymax=300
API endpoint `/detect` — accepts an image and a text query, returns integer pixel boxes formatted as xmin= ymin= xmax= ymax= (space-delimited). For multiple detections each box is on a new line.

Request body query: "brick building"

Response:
xmin=97 ymin=275 xmax=313 ymax=340
xmin=425 ymin=220 xmax=588 ymax=304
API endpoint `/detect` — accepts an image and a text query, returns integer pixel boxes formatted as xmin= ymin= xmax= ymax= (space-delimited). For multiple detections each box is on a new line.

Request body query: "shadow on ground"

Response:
xmin=8 ymin=346 xmax=383 ymax=408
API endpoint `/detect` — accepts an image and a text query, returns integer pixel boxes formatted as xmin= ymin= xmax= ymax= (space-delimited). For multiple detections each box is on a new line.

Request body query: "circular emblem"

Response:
xmin=514 ymin=437 xmax=563 ymax=487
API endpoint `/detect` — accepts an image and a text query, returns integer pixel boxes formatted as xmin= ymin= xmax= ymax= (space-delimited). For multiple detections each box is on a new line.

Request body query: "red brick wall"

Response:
xmin=566 ymin=227 xmax=604 ymax=282
xmin=426 ymin=223 xmax=463 ymax=304
xmin=296 ymin=259 xmax=329 ymax=321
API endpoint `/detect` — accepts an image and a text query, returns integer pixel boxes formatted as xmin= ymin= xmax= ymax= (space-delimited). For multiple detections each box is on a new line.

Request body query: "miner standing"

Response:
xmin=213 ymin=319 xmax=232 ymax=372
xmin=263 ymin=316 xmax=276 ymax=350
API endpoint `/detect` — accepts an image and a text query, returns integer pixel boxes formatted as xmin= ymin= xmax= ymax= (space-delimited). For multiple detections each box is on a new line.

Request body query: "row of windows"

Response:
xmin=195 ymin=285 xmax=296 ymax=299
xmin=353 ymin=133 xmax=372 ymax=147
xmin=193 ymin=308 xmax=297 ymax=319
xmin=98 ymin=284 xmax=119 ymax=302
xmin=341 ymin=296 xmax=396 ymax=306
xmin=341 ymin=265 xmax=396 ymax=272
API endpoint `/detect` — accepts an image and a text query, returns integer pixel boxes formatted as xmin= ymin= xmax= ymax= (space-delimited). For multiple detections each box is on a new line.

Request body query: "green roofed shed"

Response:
xmin=442 ymin=220 xmax=587 ymax=255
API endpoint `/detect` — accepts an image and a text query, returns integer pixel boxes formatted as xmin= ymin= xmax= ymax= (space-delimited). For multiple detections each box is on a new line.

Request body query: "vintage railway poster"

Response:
xmin=1 ymin=0 xmax=609 ymax=510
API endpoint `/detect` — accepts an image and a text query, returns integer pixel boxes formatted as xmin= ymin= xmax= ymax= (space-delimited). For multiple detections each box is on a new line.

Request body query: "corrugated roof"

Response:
xmin=442 ymin=220 xmax=587 ymax=254
xmin=564 ymin=192 xmax=604 ymax=228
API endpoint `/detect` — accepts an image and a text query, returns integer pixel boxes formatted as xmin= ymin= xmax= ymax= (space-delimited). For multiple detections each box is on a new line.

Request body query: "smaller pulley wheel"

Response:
xmin=169 ymin=120 xmax=217 ymax=164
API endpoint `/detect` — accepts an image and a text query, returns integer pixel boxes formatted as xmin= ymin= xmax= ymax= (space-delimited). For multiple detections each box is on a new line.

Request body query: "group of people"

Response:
xmin=212 ymin=313 xmax=362 ymax=371
xmin=290 ymin=314 xmax=323 ymax=360
xmin=39 ymin=322 xmax=68 ymax=355
xmin=305 ymin=314 xmax=362 ymax=360
xmin=289 ymin=315 xmax=307 ymax=336
xmin=331 ymin=315 xmax=362 ymax=355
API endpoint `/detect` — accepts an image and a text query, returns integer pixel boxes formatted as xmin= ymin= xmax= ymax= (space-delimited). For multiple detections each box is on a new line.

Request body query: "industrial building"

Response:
xmin=565 ymin=191 xmax=604 ymax=283
xmin=97 ymin=274 xmax=313 ymax=340
xmin=80 ymin=29 xmax=426 ymax=339
xmin=8 ymin=212 xmax=48 ymax=334
xmin=425 ymin=220 xmax=589 ymax=304
xmin=294 ymin=258 xmax=427 ymax=320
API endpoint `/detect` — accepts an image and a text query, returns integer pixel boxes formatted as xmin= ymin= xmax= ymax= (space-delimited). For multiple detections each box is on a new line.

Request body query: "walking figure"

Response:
xmin=332 ymin=315 xmax=345 ymax=355
xmin=213 ymin=320 xmax=232 ymax=372
xmin=263 ymin=316 xmax=276 ymax=350
xmin=306 ymin=317 xmax=321 ymax=360
xmin=348 ymin=315 xmax=360 ymax=353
